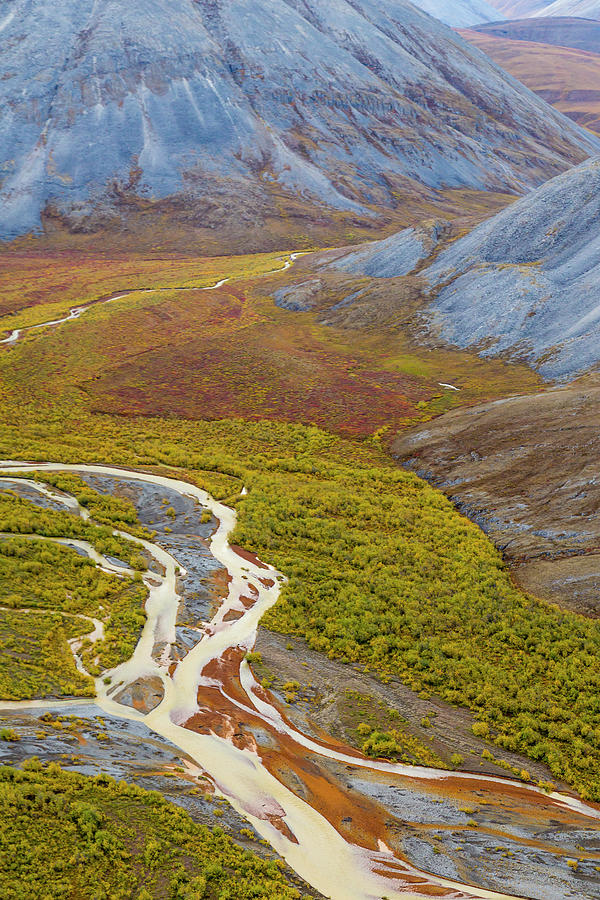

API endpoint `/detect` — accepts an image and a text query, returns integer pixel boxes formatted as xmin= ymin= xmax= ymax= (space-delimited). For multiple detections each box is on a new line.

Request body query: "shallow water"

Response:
xmin=1 ymin=461 xmax=599 ymax=899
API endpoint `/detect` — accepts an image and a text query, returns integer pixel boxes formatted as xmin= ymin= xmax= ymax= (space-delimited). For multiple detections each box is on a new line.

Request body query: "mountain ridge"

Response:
xmin=464 ymin=15 xmax=600 ymax=50
xmin=1 ymin=0 xmax=599 ymax=244
xmin=423 ymin=156 xmax=600 ymax=378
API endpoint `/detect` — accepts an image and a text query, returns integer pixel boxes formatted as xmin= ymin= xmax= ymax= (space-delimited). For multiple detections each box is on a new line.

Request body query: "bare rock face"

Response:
xmin=422 ymin=156 xmax=600 ymax=380
xmin=274 ymin=280 xmax=325 ymax=312
xmin=1 ymin=0 xmax=598 ymax=239
xmin=407 ymin=0 xmax=504 ymax=26
xmin=318 ymin=220 xmax=448 ymax=278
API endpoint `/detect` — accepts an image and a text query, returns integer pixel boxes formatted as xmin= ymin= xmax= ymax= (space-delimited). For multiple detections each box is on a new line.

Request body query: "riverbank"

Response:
xmin=1 ymin=463 xmax=600 ymax=898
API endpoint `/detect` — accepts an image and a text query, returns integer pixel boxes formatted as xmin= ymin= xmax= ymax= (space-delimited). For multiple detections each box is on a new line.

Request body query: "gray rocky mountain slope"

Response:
xmin=485 ymin=0 xmax=555 ymax=14
xmin=408 ymin=0 xmax=504 ymax=26
xmin=492 ymin=0 xmax=600 ymax=17
xmin=323 ymin=220 xmax=448 ymax=277
xmin=311 ymin=156 xmax=600 ymax=381
xmin=540 ymin=0 xmax=600 ymax=18
xmin=1 ymin=0 xmax=599 ymax=239
xmin=423 ymin=156 xmax=600 ymax=379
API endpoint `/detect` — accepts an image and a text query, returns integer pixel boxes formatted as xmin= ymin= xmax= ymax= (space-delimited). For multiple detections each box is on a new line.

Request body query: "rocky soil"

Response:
xmin=393 ymin=381 xmax=600 ymax=616
xmin=255 ymin=629 xmax=571 ymax=788
xmin=0 ymin=704 xmax=324 ymax=898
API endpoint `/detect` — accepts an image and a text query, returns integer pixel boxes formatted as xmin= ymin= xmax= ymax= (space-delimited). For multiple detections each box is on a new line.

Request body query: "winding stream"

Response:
xmin=0 ymin=253 xmax=302 ymax=346
xmin=1 ymin=461 xmax=599 ymax=899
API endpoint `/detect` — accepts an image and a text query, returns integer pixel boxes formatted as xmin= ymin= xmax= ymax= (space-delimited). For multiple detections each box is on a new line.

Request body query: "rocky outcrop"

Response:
xmin=274 ymin=280 xmax=325 ymax=312
xmin=320 ymin=221 xmax=448 ymax=278
xmin=393 ymin=383 xmax=600 ymax=616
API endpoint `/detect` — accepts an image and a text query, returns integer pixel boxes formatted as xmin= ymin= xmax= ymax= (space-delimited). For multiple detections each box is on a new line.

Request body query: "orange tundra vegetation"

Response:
xmin=0 ymin=250 xmax=540 ymax=436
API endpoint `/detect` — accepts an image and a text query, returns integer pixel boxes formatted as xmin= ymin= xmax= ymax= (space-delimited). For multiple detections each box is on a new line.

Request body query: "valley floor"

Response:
xmin=1 ymin=248 xmax=600 ymax=898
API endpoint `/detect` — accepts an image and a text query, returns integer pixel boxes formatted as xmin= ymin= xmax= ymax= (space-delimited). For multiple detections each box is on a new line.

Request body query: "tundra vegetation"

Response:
xmin=0 ymin=492 xmax=148 ymax=698
xmin=342 ymin=691 xmax=446 ymax=768
xmin=0 ymin=490 xmax=147 ymax=568
xmin=0 ymin=759 xmax=303 ymax=899
xmin=0 ymin=252 xmax=540 ymax=437
xmin=17 ymin=471 xmax=154 ymax=541
xmin=1 ymin=253 xmax=600 ymax=800
xmin=3 ymin=412 xmax=600 ymax=798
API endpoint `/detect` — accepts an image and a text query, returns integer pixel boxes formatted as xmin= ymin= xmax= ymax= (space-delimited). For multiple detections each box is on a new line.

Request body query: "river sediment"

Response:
xmin=1 ymin=461 xmax=600 ymax=899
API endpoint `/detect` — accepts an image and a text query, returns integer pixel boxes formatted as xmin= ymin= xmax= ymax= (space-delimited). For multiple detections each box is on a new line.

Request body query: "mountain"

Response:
xmin=484 ymin=0 xmax=554 ymax=14
xmin=422 ymin=157 xmax=600 ymax=379
xmin=541 ymin=0 xmax=600 ymax=17
xmin=489 ymin=0 xmax=600 ymax=17
xmin=314 ymin=156 xmax=600 ymax=380
xmin=408 ymin=0 xmax=504 ymax=26
xmin=465 ymin=15 xmax=600 ymax=50
xmin=1 ymin=0 xmax=599 ymax=244
xmin=461 ymin=21 xmax=600 ymax=132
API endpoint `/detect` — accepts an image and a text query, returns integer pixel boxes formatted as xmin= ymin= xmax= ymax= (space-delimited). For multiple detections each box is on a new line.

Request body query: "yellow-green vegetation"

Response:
xmin=0 ymin=490 xmax=149 ymax=698
xmin=21 ymin=472 xmax=153 ymax=540
xmin=0 ymin=535 xmax=147 ymax=690
xmin=4 ymin=414 xmax=600 ymax=797
xmin=0 ymin=490 xmax=145 ymax=569
xmin=480 ymin=748 xmax=554 ymax=792
xmin=0 ymin=760 xmax=303 ymax=899
xmin=360 ymin=726 xmax=443 ymax=766
xmin=0 ymin=609 xmax=94 ymax=700
xmin=341 ymin=690 xmax=445 ymax=767
xmin=0 ymin=250 xmax=287 ymax=329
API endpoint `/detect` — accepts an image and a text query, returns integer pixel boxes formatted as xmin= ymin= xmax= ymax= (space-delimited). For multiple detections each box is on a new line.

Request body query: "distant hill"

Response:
xmin=541 ymin=0 xmax=600 ymax=17
xmin=0 ymin=0 xmax=598 ymax=245
xmin=487 ymin=0 xmax=600 ymax=17
xmin=464 ymin=15 xmax=600 ymax=51
xmin=461 ymin=23 xmax=600 ymax=133
xmin=484 ymin=0 xmax=552 ymax=14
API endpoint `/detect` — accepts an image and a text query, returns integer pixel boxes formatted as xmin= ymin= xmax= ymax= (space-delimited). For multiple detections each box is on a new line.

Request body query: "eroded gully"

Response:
xmin=1 ymin=462 xmax=599 ymax=900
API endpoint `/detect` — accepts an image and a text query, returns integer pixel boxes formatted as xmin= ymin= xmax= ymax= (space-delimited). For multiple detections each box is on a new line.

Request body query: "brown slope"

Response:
xmin=392 ymin=382 xmax=600 ymax=617
xmin=460 ymin=29 xmax=600 ymax=132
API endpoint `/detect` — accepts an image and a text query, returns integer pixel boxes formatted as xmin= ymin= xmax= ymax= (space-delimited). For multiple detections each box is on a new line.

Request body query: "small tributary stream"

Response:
xmin=0 ymin=253 xmax=302 ymax=346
